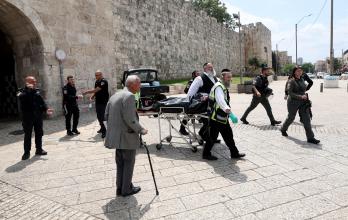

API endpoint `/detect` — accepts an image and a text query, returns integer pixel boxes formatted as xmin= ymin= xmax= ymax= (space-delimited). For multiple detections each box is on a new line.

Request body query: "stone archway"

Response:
xmin=0 ymin=1 xmax=54 ymax=118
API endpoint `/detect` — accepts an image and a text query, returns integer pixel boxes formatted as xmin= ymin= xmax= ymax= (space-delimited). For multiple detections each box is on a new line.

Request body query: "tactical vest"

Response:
xmin=208 ymin=82 xmax=230 ymax=124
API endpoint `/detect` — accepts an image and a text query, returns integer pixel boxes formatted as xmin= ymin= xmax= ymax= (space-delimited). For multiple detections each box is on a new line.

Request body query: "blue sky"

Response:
xmin=220 ymin=0 xmax=348 ymax=63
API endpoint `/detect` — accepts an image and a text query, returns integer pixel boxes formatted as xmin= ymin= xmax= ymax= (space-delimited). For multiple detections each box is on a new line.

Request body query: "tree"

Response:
xmin=248 ymin=57 xmax=260 ymax=69
xmin=301 ymin=63 xmax=314 ymax=73
xmin=334 ymin=58 xmax=342 ymax=72
xmin=282 ymin=64 xmax=295 ymax=75
xmin=192 ymin=0 xmax=235 ymax=29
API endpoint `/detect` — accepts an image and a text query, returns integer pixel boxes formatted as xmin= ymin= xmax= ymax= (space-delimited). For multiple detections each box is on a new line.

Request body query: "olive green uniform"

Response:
xmin=281 ymin=78 xmax=315 ymax=140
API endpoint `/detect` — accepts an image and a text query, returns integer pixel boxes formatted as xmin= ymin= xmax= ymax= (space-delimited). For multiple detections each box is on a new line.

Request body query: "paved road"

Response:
xmin=0 ymin=79 xmax=348 ymax=219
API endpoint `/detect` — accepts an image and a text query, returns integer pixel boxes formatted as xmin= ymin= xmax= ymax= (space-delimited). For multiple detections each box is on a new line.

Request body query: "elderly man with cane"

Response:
xmin=104 ymin=75 xmax=148 ymax=197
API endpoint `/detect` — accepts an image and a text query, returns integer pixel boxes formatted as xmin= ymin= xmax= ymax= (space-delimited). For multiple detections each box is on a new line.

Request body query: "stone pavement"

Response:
xmin=0 ymin=79 xmax=348 ymax=220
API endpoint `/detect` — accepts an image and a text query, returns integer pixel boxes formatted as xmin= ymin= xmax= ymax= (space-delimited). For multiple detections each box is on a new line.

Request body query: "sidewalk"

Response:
xmin=0 ymin=79 xmax=348 ymax=219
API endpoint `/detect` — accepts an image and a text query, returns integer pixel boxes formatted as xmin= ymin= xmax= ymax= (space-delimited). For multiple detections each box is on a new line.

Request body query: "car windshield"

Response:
xmin=128 ymin=71 xmax=157 ymax=82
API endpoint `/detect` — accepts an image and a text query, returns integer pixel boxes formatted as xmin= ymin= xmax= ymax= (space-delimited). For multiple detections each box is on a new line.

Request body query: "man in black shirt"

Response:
xmin=63 ymin=75 xmax=81 ymax=136
xmin=83 ymin=70 xmax=109 ymax=138
xmin=18 ymin=76 xmax=53 ymax=160
xmin=240 ymin=64 xmax=281 ymax=126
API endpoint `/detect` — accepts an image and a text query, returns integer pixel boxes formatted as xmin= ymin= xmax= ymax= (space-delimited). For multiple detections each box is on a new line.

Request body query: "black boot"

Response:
xmin=271 ymin=120 xmax=282 ymax=126
xmin=307 ymin=138 xmax=320 ymax=144
xmin=240 ymin=118 xmax=249 ymax=124
xmin=179 ymin=125 xmax=189 ymax=135
xmin=35 ymin=149 xmax=47 ymax=156
xmin=72 ymin=129 xmax=80 ymax=134
xmin=281 ymin=130 xmax=288 ymax=137
xmin=22 ymin=152 xmax=30 ymax=160
xmin=231 ymin=152 xmax=246 ymax=159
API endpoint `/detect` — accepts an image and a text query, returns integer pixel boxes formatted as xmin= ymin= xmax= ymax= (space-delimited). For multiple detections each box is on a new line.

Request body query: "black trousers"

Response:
xmin=96 ymin=103 xmax=106 ymax=133
xmin=241 ymin=95 xmax=276 ymax=123
xmin=180 ymin=119 xmax=188 ymax=130
xmin=65 ymin=105 xmax=79 ymax=131
xmin=116 ymin=149 xmax=136 ymax=195
xmin=203 ymin=119 xmax=239 ymax=157
xmin=22 ymin=117 xmax=43 ymax=153
xmin=281 ymin=101 xmax=314 ymax=140
xmin=198 ymin=118 xmax=209 ymax=141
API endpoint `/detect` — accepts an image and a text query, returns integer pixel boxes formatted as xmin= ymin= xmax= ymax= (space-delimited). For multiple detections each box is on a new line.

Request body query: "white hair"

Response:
xmin=125 ymin=75 xmax=140 ymax=87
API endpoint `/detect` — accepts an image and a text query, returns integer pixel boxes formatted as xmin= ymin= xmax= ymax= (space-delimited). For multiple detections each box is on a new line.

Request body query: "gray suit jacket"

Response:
xmin=104 ymin=88 xmax=143 ymax=149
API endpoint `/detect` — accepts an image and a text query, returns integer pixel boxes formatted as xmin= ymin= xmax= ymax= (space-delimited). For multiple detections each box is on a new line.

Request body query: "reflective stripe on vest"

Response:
xmin=209 ymin=82 xmax=230 ymax=124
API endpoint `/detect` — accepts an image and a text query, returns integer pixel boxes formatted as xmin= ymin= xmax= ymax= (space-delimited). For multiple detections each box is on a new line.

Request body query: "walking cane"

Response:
xmin=140 ymin=135 xmax=159 ymax=195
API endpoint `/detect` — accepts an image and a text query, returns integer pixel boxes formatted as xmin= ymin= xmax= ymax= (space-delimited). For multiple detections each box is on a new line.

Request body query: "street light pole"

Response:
xmin=329 ymin=0 xmax=334 ymax=73
xmin=295 ymin=13 xmax=312 ymax=65
xmin=295 ymin=23 xmax=298 ymax=65
xmin=233 ymin=12 xmax=243 ymax=84
xmin=238 ymin=12 xmax=242 ymax=84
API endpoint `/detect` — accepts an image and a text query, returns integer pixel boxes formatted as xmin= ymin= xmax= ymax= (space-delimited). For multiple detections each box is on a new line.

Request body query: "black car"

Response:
xmin=122 ymin=69 xmax=169 ymax=110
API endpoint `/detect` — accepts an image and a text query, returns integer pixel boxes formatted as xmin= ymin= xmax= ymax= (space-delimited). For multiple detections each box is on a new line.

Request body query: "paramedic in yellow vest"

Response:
xmin=134 ymin=91 xmax=141 ymax=109
xmin=203 ymin=69 xmax=246 ymax=160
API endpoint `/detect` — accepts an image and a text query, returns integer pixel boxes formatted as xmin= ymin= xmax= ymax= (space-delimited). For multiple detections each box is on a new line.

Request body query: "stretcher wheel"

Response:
xmin=191 ymin=147 xmax=198 ymax=153
xmin=166 ymin=136 xmax=172 ymax=142
xmin=198 ymin=139 xmax=204 ymax=145
xmin=156 ymin=144 xmax=162 ymax=150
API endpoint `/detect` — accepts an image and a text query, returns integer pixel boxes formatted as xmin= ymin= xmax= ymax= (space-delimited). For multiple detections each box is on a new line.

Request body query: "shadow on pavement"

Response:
xmin=58 ymin=133 xmax=103 ymax=143
xmin=287 ymin=136 xmax=322 ymax=149
xmin=292 ymin=121 xmax=325 ymax=128
xmin=143 ymin=143 xmax=248 ymax=184
xmin=102 ymin=194 xmax=156 ymax=219
xmin=5 ymin=156 xmax=47 ymax=173
xmin=247 ymin=123 xmax=280 ymax=131
xmin=0 ymin=112 xmax=97 ymax=147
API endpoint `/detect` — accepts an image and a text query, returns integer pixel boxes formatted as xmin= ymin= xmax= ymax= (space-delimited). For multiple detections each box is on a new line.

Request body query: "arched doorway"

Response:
xmin=0 ymin=30 xmax=17 ymax=118
xmin=0 ymin=1 xmax=45 ymax=120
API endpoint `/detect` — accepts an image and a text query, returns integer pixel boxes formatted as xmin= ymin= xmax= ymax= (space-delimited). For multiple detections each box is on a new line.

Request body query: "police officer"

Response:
xmin=281 ymin=66 xmax=320 ymax=144
xmin=83 ymin=70 xmax=109 ymax=138
xmin=204 ymin=69 xmax=245 ymax=160
xmin=284 ymin=71 xmax=313 ymax=99
xmin=240 ymin=64 xmax=281 ymax=126
xmin=18 ymin=76 xmax=53 ymax=160
xmin=63 ymin=75 xmax=80 ymax=136
xmin=284 ymin=70 xmax=313 ymax=123
xmin=186 ymin=63 xmax=219 ymax=142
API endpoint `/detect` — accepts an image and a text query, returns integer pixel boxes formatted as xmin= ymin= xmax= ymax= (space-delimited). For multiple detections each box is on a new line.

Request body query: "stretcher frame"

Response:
xmin=140 ymin=107 xmax=208 ymax=152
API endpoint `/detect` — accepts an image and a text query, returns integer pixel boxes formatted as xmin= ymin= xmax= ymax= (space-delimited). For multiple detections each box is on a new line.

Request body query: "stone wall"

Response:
xmin=243 ymin=22 xmax=272 ymax=71
xmin=0 ymin=0 xmax=271 ymax=115
xmin=2 ymin=0 xmax=116 ymax=112
xmin=278 ymin=51 xmax=292 ymax=68
xmin=113 ymin=0 xmax=244 ymax=80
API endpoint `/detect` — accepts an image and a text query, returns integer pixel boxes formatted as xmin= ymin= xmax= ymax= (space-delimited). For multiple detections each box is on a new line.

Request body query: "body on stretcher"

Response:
xmin=137 ymin=95 xmax=209 ymax=152
xmin=155 ymin=107 xmax=208 ymax=152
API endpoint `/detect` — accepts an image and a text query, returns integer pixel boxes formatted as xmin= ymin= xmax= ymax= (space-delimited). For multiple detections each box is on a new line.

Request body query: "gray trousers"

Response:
xmin=116 ymin=149 xmax=136 ymax=195
xmin=281 ymin=100 xmax=314 ymax=140
xmin=241 ymin=96 xmax=276 ymax=122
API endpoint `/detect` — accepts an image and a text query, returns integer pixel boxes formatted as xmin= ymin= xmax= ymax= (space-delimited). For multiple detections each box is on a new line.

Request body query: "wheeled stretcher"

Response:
xmin=157 ymin=107 xmax=209 ymax=152
xmin=139 ymin=106 xmax=208 ymax=153
xmin=138 ymin=95 xmax=209 ymax=152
